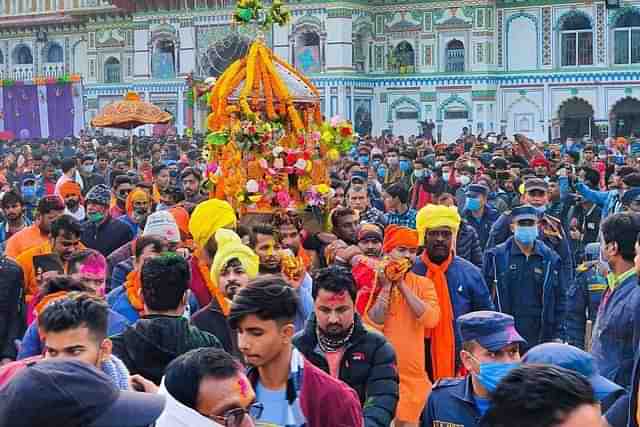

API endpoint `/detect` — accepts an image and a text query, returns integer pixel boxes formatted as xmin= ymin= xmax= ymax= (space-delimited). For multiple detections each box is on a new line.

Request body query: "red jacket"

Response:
xmin=248 ymin=356 xmax=364 ymax=427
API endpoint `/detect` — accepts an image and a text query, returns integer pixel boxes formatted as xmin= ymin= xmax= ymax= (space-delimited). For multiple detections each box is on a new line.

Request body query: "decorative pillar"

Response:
xmin=177 ymin=88 xmax=184 ymax=135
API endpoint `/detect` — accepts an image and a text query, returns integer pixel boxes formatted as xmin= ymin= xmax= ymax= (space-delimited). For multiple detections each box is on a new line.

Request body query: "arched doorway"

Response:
xmin=558 ymin=97 xmax=595 ymax=140
xmin=390 ymin=41 xmax=415 ymax=74
xmin=104 ymin=57 xmax=121 ymax=83
xmin=295 ymin=31 xmax=321 ymax=73
xmin=13 ymin=45 xmax=33 ymax=65
xmin=611 ymin=97 xmax=640 ymax=137
xmin=446 ymin=39 xmax=465 ymax=73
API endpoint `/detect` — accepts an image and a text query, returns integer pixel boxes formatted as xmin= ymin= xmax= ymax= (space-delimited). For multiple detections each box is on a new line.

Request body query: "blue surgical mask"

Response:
xmin=21 ymin=186 xmax=36 ymax=200
xmin=442 ymin=172 xmax=450 ymax=181
xmin=358 ymin=155 xmax=370 ymax=166
xmin=533 ymin=205 xmax=547 ymax=215
xmin=515 ymin=225 xmax=538 ymax=245
xmin=414 ymin=169 xmax=425 ymax=179
xmin=399 ymin=160 xmax=411 ymax=173
xmin=377 ymin=167 xmax=387 ymax=179
xmin=372 ymin=159 xmax=381 ymax=169
xmin=464 ymin=197 xmax=482 ymax=212
xmin=475 ymin=361 xmax=521 ymax=393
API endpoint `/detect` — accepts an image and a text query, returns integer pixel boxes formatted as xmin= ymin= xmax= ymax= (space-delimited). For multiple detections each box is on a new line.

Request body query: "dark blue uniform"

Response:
xmin=483 ymin=237 xmax=566 ymax=352
xmin=421 ymin=377 xmax=481 ymax=427
xmin=566 ymin=261 xmax=606 ymax=349
xmin=463 ymin=205 xmax=499 ymax=251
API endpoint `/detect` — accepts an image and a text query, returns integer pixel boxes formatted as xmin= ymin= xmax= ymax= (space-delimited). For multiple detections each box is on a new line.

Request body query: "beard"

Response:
xmin=259 ymin=263 xmax=281 ymax=275
xmin=320 ymin=324 xmax=350 ymax=341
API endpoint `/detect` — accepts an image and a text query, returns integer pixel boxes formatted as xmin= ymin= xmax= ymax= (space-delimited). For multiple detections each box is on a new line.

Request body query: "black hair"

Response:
xmin=50 ymin=214 xmax=82 ymax=239
xmin=387 ymin=147 xmax=399 ymax=156
xmin=152 ymin=164 xmax=168 ymax=177
xmin=180 ymin=167 xmax=202 ymax=182
xmin=112 ymin=175 xmax=133 ymax=189
xmin=581 ymin=167 xmax=600 ymax=189
xmin=600 ymin=212 xmax=640 ymax=262
xmin=141 ymin=254 xmax=191 ymax=311
xmin=135 ymin=236 xmax=166 ymax=259
xmin=330 ymin=207 xmax=357 ymax=230
xmin=39 ymin=294 xmax=109 ymax=342
xmin=228 ymin=275 xmax=299 ymax=329
xmin=386 ymin=183 xmax=410 ymax=205
xmin=41 ymin=276 xmax=90 ymax=297
xmin=618 ymin=166 xmax=636 ymax=178
xmin=480 ymin=365 xmax=596 ymax=427
xmin=622 ymin=172 xmax=640 ymax=188
xmin=312 ymin=266 xmax=357 ymax=302
xmin=61 ymin=158 xmax=76 ymax=173
xmin=1 ymin=190 xmax=23 ymax=209
xmin=164 ymin=348 xmax=242 ymax=410
xmin=97 ymin=150 xmax=109 ymax=161
xmin=250 ymin=223 xmax=275 ymax=248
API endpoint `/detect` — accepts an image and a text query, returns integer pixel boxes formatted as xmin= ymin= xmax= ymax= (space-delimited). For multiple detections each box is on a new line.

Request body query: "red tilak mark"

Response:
xmin=236 ymin=378 xmax=249 ymax=398
xmin=328 ymin=290 xmax=348 ymax=303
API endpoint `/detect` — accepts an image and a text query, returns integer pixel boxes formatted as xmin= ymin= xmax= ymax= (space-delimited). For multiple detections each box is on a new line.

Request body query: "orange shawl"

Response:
xmin=298 ymin=246 xmax=312 ymax=271
xmin=420 ymin=252 xmax=456 ymax=380
xmin=194 ymin=250 xmax=230 ymax=316
xmin=34 ymin=291 xmax=69 ymax=317
xmin=124 ymin=270 xmax=144 ymax=312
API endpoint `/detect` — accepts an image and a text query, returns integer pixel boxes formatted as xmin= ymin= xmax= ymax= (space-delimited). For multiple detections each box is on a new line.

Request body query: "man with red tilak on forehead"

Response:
xmin=293 ymin=266 xmax=399 ymax=427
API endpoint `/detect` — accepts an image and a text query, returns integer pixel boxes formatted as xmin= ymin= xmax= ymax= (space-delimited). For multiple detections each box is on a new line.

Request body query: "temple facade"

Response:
xmin=1 ymin=0 xmax=640 ymax=142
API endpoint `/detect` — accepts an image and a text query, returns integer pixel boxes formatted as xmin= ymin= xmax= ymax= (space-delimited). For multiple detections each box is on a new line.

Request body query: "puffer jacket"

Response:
xmin=110 ymin=314 xmax=221 ymax=384
xmin=456 ymin=220 xmax=482 ymax=268
xmin=293 ymin=313 xmax=398 ymax=427
xmin=0 ymin=257 xmax=25 ymax=360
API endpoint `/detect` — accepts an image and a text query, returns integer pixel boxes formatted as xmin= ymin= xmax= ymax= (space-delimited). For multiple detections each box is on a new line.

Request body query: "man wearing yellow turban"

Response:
xmin=186 ymin=199 xmax=237 ymax=310
xmin=414 ymin=204 xmax=494 ymax=383
xmin=192 ymin=228 xmax=258 ymax=355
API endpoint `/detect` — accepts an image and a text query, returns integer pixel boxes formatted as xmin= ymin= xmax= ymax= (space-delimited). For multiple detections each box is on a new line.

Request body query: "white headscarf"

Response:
xmin=155 ymin=380 xmax=223 ymax=427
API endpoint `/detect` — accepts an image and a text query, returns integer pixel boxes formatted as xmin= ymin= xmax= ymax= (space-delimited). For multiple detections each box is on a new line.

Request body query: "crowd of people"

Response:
xmin=0 ymin=131 xmax=638 ymax=426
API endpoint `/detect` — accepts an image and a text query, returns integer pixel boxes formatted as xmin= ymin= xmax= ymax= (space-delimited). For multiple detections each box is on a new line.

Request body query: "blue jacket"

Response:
xmin=591 ymin=272 xmax=640 ymax=390
xmin=575 ymin=182 xmax=620 ymax=218
xmin=0 ymin=216 xmax=32 ymax=254
xmin=18 ymin=308 xmax=130 ymax=359
xmin=463 ymin=205 xmax=500 ymax=251
xmin=413 ymin=256 xmax=494 ymax=356
xmin=421 ymin=376 xmax=480 ymax=427
xmin=483 ymin=237 xmax=566 ymax=351
xmin=117 ymin=215 xmax=141 ymax=237
xmin=566 ymin=261 xmax=606 ymax=349
xmin=106 ymin=286 xmax=201 ymax=324
xmin=487 ymin=211 xmax=574 ymax=294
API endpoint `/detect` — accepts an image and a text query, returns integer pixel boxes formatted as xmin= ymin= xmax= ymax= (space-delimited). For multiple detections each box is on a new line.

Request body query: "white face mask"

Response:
xmin=459 ymin=175 xmax=471 ymax=186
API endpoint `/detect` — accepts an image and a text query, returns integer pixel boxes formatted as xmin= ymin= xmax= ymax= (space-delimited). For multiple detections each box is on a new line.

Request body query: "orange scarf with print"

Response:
xmin=194 ymin=250 xmax=230 ymax=316
xmin=125 ymin=270 xmax=144 ymax=312
xmin=298 ymin=246 xmax=312 ymax=271
xmin=421 ymin=252 xmax=456 ymax=380
xmin=34 ymin=291 xmax=69 ymax=317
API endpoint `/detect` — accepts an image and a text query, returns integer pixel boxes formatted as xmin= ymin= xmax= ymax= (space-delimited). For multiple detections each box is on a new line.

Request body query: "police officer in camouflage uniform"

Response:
xmin=566 ymin=242 xmax=606 ymax=350
xmin=421 ymin=311 xmax=526 ymax=427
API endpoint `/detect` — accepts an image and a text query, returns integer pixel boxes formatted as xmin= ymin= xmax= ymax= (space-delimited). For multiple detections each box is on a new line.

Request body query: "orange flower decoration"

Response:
xmin=384 ymin=258 xmax=412 ymax=283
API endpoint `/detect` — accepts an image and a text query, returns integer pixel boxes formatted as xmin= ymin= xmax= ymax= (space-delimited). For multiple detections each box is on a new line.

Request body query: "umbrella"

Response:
xmin=91 ymin=91 xmax=172 ymax=167
xmin=0 ymin=130 xmax=15 ymax=142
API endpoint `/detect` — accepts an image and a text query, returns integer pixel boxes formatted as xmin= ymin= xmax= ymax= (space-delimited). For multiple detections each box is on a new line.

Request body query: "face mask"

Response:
xmin=133 ymin=208 xmax=148 ymax=222
xmin=66 ymin=199 xmax=79 ymax=210
xmin=435 ymin=161 xmax=443 ymax=169
xmin=82 ymin=164 xmax=94 ymax=174
xmin=442 ymin=172 xmax=450 ymax=181
xmin=514 ymin=225 xmax=538 ymax=245
xmin=414 ymin=169 xmax=425 ymax=179
xmin=88 ymin=212 xmax=105 ymax=223
xmin=464 ymin=197 xmax=482 ymax=212
xmin=475 ymin=361 xmax=521 ymax=393
xmin=399 ymin=160 xmax=411 ymax=173
xmin=377 ymin=167 xmax=387 ymax=179
xmin=372 ymin=160 xmax=381 ymax=170
xmin=459 ymin=175 xmax=471 ymax=186
xmin=169 ymin=170 xmax=178 ymax=178
xmin=358 ymin=155 xmax=369 ymax=166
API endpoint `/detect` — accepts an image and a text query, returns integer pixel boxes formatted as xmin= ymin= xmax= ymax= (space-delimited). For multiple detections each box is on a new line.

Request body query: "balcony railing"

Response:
xmin=0 ymin=66 xmax=35 ymax=80
xmin=41 ymin=63 xmax=67 ymax=78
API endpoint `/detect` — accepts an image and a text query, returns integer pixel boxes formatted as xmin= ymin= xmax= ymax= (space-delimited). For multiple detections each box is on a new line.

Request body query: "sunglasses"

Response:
xmin=209 ymin=402 xmax=264 ymax=427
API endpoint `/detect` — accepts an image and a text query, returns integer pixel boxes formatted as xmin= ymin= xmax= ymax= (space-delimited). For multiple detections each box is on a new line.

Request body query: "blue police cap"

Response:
xmin=511 ymin=204 xmax=538 ymax=223
xmin=457 ymin=311 xmax=526 ymax=352
xmin=621 ymin=187 xmax=640 ymax=206
xmin=524 ymin=178 xmax=548 ymax=193
xmin=584 ymin=242 xmax=600 ymax=262
xmin=466 ymin=184 xmax=489 ymax=198
xmin=523 ymin=343 xmax=623 ymax=401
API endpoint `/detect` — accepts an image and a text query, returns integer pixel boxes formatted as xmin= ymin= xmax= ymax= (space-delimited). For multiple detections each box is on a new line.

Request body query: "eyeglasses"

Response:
xmin=209 ymin=402 xmax=264 ymax=427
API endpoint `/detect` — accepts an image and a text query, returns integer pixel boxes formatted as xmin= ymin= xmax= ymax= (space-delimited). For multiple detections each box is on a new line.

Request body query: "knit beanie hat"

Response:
xmin=85 ymin=184 xmax=112 ymax=206
xmin=143 ymin=211 xmax=181 ymax=243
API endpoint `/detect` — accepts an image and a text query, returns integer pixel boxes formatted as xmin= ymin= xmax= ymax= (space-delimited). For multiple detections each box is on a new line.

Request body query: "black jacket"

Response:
xmin=81 ymin=216 xmax=134 ymax=257
xmin=110 ymin=314 xmax=221 ymax=384
xmin=293 ymin=313 xmax=399 ymax=427
xmin=191 ymin=298 xmax=238 ymax=357
xmin=457 ymin=221 xmax=482 ymax=268
xmin=79 ymin=173 xmax=106 ymax=196
xmin=0 ymin=257 xmax=25 ymax=360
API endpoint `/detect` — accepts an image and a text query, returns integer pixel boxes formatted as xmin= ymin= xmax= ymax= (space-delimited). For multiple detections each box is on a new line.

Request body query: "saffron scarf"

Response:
xmin=194 ymin=250 xmax=230 ymax=317
xmin=125 ymin=270 xmax=144 ymax=312
xmin=421 ymin=252 xmax=456 ymax=380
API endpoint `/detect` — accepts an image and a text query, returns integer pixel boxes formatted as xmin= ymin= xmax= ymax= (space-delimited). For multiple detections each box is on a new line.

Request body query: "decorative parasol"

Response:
xmin=91 ymin=91 xmax=172 ymax=167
